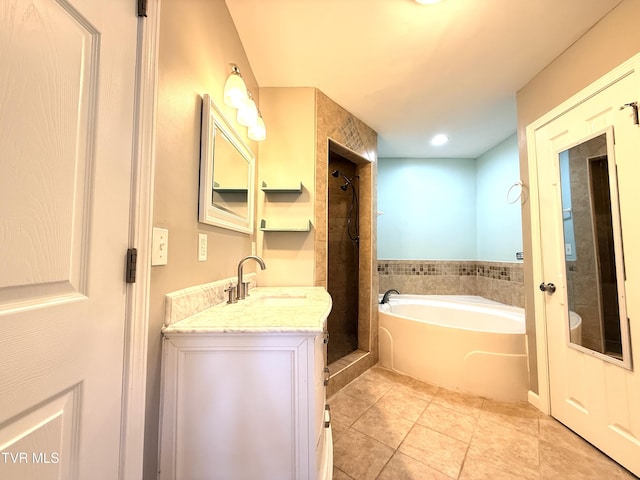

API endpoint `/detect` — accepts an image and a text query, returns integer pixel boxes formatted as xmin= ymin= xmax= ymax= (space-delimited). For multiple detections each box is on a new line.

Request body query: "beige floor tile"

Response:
xmin=329 ymin=391 xmax=372 ymax=426
xmin=618 ymin=466 xmax=640 ymax=479
xmin=431 ymin=388 xmax=485 ymax=417
xmin=475 ymin=412 xmax=539 ymax=442
xmin=377 ymin=452 xmax=452 ymax=480
xmin=392 ymin=380 xmax=439 ymax=403
xmin=538 ymin=416 xmax=604 ymax=458
xmin=464 ymin=447 xmax=539 ymax=480
xmin=477 ymin=409 xmax=539 ymax=438
xmin=352 ymin=405 xmax=414 ymax=449
xmin=479 ymin=399 xmax=540 ymax=436
xmin=482 ymin=399 xmax=541 ymax=418
xmin=331 ymin=419 xmax=349 ymax=444
xmin=332 ymin=466 xmax=354 ymax=480
xmin=366 ymin=368 xmax=440 ymax=396
xmin=333 ymin=428 xmax=395 ymax=480
xmin=459 ymin=456 xmax=536 ymax=480
xmin=539 ymin=439 xmax=628 ymax=480
xmin=539 ymin=418 xmax=638 ymax=479
xmin=398 ymin=424 xmax=468 ymax=478
xmin=360 ymin=366 xmax=410 ymax=386
xmin=376 ymin=387 xmax=430 ymax=422
xmin=540 ymin=415 xmax=640 ymax=480
xmin=467 ymin=420 xmax=539 ymax=480
xmin=341 ymin=374 xmax=394 ymax=405
xmin=417 ymin=402 xmax=478 ymax=443
xmin=330 ymin=365 xmax=640 ymax=479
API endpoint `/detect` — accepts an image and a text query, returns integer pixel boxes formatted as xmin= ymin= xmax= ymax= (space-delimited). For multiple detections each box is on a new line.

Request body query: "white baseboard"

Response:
xmin=528 ymin=390 xmax=542 ymax=411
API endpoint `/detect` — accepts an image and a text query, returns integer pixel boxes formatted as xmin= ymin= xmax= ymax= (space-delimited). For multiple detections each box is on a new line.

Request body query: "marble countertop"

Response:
xmin=162 ymin=286 xmax=332 ymax=335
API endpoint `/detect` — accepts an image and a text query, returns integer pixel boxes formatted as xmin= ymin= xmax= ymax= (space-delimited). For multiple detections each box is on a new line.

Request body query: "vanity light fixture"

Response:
xmin=415 ymin=0 xmax=444 ymax=4
xmin=431 ymin=133 xmax=449 ymax=146
xmin=248 ymin=112 xmax=267 ymax=141
xmin=237 ymin=90 xmax=259 ymax=127
xmin=223 ymin=64 xmax=248 ymax=108
xmin=223 ymin=62 xmax=266 ymax=141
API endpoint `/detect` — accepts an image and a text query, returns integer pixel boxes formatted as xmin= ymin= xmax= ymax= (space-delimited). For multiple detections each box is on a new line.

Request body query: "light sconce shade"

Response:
xmin=223 ymin=64 xmax=248 ymax=109
xmin=248 ymin=113 xmax=266 ymax=141
xmin=237 ymin=91 xmax=259 ymax=127
xmin=223 ymin=62 xmax=267 ymax=142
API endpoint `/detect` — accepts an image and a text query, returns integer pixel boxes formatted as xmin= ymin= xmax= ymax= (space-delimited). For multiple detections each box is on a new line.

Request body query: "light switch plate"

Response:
xmin=198 ymin=233 xmax=207 ymax=261
xmin=152 ymin=227 xmax=169 ymax=266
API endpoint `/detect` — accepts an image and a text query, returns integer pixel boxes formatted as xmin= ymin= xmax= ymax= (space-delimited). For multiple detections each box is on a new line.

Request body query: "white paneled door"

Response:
xmin=531 ymin=66 xmax=640 ymax=476
xmin=0 ymin=1 xmax=138 ymax=478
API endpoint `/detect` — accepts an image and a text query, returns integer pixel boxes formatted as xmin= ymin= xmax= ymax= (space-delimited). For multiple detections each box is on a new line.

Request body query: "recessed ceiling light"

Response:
xmin=431 ymin=134 xmax=449 ymax=146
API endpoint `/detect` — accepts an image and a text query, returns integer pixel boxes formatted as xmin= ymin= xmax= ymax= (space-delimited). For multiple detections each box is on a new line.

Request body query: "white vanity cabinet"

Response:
xmin=158 ymin=327 xmax=332 ymax=480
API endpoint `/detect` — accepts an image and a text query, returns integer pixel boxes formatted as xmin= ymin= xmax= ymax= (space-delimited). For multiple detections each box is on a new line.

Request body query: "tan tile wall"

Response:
xmin=315 ymin=90 xmax=379 ymax=393
xmin=378 ymin=260 xmax=524 ymax=308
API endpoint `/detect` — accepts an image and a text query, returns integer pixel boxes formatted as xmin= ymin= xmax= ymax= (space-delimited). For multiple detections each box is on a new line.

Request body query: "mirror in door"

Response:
xmin=558 ymin=130 xmax=631 ymax=367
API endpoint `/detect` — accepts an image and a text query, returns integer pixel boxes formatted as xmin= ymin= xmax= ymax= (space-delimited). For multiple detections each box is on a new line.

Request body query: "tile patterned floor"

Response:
xmin=328 ymin=366 xmax=638 ymax=480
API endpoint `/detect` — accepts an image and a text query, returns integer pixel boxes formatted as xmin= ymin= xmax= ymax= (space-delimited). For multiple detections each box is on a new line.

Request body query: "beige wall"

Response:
xmin=256 ymin=85 xmax=380 ymax=392
xmin=143 ymin=1 xmax=260 ymax=477
xmin=256 ymin=87 xmax=317 ymax=286
xmin=516 ymin=0 xmax=640 ymax=393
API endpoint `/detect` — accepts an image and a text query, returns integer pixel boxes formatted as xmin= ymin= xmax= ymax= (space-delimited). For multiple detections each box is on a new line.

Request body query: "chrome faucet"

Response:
xmin=380 ymin=289 xmax=400 ymax=304
xmin=236 ymin=255 xmax=266 ymax=300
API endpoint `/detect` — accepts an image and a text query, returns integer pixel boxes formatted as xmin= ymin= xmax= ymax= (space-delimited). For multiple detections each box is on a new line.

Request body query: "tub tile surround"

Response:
xmin=330 ymin=366 xmax=637 ymax=480
xmin=378 ymin=260 xmax=524 ymax=308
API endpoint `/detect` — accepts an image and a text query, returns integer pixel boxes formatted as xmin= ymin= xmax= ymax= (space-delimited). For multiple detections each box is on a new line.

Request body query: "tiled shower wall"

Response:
xmin=378 ymin=260 xmax=524 ymax=308
xmin=315 ymin=90 xmax=379 ymax=396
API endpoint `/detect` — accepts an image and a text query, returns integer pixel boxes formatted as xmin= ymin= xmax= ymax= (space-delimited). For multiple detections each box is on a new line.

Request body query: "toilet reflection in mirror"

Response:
xmin=558 ymin=130 xmax=631 ymax=367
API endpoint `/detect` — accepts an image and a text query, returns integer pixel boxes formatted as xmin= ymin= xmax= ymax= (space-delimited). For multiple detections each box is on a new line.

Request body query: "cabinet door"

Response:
xmin=159 ymin=334 xmax=313 ymax=480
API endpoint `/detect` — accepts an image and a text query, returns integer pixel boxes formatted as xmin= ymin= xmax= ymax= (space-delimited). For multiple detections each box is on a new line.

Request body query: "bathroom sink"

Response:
xmin=255 ymin=294 xmax=307 ymax=307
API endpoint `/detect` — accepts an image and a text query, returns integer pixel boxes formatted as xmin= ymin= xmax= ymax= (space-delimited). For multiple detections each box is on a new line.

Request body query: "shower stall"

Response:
xmin=327 ymin=152 xmax=360 ymax=364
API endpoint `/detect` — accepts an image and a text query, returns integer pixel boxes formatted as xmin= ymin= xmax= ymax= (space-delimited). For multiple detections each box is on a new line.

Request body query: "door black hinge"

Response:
xmin=126 ymin=248 xmax=138 ymax=284
xmin=137 ymin=0 xmax=147 ymax=17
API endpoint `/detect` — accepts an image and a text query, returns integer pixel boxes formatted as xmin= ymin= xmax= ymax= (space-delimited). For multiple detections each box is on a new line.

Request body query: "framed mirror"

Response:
xmin=199 ymin=94 xmax=255 ymax=233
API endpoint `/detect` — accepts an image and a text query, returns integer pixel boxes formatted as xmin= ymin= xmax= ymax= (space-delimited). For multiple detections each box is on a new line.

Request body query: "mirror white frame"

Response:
xmin=557 ymin=128 xmax=631 ymax=369
xmin=199 ymin=94 xmax=255 ymax=233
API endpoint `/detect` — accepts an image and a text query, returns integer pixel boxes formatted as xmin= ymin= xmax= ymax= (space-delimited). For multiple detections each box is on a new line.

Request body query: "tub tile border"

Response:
xmin=377 ymin=260 xmax=523 ymax=283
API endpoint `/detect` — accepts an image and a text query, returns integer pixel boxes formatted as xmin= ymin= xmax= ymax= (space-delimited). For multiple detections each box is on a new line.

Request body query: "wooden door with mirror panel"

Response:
xmin=534 ymin=70 xmax=640 ymax=476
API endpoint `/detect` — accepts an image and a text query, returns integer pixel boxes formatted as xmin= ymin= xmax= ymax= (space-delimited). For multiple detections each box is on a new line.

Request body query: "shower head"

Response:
xmin=332 ymin=169 xmax=353 ymax=190
xmin=331 ymin=168 xmax=360 ymax=243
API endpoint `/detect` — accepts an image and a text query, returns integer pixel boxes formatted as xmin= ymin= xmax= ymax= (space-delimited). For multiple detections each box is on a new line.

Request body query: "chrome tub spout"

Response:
xmin=380 ymin=289 xmax=400 ymax=304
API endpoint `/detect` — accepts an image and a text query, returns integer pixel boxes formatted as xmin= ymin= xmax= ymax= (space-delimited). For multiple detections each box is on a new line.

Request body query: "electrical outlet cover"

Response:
xmin=198 ymin=233 xmax=207 ymax=261
xmin=565 ymin=243 xmax=573 ymax=256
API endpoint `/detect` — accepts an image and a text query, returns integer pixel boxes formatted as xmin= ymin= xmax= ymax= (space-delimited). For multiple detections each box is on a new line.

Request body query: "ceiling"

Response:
xmin=225 ymin=0 xmax=622 ymax=159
